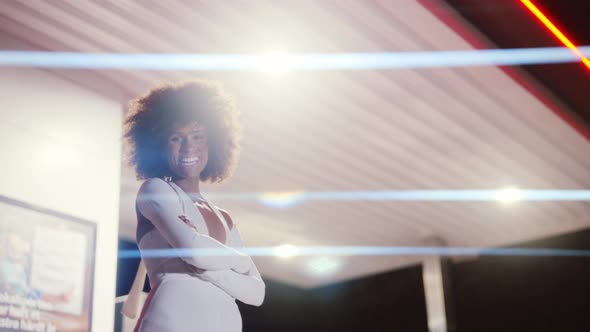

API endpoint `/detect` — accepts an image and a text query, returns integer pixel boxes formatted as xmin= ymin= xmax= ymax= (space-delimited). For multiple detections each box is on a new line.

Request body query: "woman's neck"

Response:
xmin=174 ymin=177 xmax=201 ymax=196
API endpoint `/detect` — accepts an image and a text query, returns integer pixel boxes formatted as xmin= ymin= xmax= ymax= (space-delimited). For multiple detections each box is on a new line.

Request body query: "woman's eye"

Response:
xmin=170 ymin=136 xmax=182 ymax=143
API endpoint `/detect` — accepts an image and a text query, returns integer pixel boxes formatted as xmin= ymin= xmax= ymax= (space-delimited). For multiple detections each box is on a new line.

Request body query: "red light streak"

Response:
xmin=520 ymin=0 xmax=590 ymax=70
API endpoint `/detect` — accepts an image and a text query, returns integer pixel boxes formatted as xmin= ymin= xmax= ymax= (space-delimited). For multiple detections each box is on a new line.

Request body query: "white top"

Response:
xmin=133 ymin=178 xmax=265 ymax=332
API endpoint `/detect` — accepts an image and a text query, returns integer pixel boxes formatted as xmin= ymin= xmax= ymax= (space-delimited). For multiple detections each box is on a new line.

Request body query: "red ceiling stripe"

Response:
xmin=417 ymin=0 xmax=590 ymax=141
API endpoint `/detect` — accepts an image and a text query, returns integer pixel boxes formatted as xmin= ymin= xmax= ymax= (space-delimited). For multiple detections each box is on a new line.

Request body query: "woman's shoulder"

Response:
xmin=139 ymin=177 xmax=168 ymax=188
xmin=137 ymin=177 xmax=175 ymax=201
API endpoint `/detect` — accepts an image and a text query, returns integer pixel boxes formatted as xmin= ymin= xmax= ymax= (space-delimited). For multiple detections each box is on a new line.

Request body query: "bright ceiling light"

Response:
xmin=259 ymin=191 xmax=304 ymax=208
xmin=306 ymin=257 xmax=342 ymax=276
xmin=253 ymin=51 xmax=296 ymax=74
xmin=495 ymin=187 xmax=524 ymax=203
xmin=273 ymin=244 xmax=300 ymax=258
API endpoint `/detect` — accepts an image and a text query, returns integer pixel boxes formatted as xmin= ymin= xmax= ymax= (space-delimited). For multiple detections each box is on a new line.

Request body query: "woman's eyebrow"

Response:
xmin=171 ymin=128 xmax=203 ymax=135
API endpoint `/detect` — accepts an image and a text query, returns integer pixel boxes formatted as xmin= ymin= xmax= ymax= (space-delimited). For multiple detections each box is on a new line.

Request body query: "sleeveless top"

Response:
xmin=135 ymin=179 xmax=242 ymax=286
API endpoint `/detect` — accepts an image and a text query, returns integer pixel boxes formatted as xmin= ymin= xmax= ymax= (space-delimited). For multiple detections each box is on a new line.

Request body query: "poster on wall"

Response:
xmin=0 ymin=195 xmax=96 ymax=332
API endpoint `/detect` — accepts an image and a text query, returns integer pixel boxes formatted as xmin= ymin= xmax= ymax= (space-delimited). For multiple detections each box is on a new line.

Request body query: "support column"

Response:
xmin=422 ymin=239 xmax=455 ymax=332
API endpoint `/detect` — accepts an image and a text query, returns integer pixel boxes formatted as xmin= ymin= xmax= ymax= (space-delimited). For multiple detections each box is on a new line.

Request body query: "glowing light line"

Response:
xmin=118 ymin=246 xmax=590 ymax=259
xmin=520 ymin=0 xmax=590 ymax=70
xmin=200 ymin=190 xmax=590 ymax=203
xmin=0 ymin=47 xmax=589 ymax=71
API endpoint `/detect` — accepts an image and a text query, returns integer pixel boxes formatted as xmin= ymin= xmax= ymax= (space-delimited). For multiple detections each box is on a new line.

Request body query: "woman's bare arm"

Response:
xmin=199 ymin=269 xmax=265 ymax=306
xmin=137 ymin=178 xmax=250 ymax=272
xmin=196 ymin=221 xmax=265 ymax=306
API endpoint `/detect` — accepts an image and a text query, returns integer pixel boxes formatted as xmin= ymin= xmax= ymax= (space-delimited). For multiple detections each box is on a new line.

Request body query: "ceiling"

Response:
xmin=1 ymin=0 xmax=589 ymax=288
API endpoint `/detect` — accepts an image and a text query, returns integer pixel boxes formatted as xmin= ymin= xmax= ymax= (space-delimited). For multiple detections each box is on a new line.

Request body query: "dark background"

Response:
xmin=118 ymin=227 xmax=590 ymax=332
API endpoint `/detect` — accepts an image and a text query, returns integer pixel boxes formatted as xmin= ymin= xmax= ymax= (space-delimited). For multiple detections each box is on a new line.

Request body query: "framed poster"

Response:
xmin=0 ymin=195 xmax=96 ymax=332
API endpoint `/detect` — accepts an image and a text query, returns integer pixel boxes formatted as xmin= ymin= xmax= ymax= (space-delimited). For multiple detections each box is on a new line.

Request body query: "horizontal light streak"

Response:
xmin=0 ymin=46 xmax=589 ymax=71
xmin=119 ymin=246 xmax=590 ymax=259
xmin=205 ymin=190 xmax=590 ymax=202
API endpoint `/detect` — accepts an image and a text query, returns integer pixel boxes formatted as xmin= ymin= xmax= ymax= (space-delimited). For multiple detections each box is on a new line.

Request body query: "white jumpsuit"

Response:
xmin=133 ymin=178 xmax=265 ymax=332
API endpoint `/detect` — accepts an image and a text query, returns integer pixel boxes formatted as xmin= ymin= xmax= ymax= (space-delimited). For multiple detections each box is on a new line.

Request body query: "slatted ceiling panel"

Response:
xmin=365 ymin=202 xmax=423 ymax=236
xmin=339 ymin=204 xmax=425 ymax=243
xmin=324 ymin=1 xmax=588 ymax=187
xmin=240 ymin=202 xmax=392 ymax=246
xmin=241 ymin=109 xmax=397 ymax=193
xmin=452 ymin=81 xmax=586 ymax=188
xmin=236 ymin=74 xmax=564 ymax=248
xmin=282 ymin=79 xmax=432 ymax=190
xmin=208 ymin=1 xmax=337 ymax=54
xmin=221 ymin=200 xmax=412 ymax=247
xmin=254 ymin=254 xmax=425 ymax=289
xmin=251 ymin=0 xmax=584 ymax=255
xmin=166 ymin=2 xmax=238 ymax=52
xmin=216 ymin=89 xmax=335 ymax=187
xmin=0 ymin=32 xmax=125 ymax=100
xmin=0 ymin=20 xmax=128 ymax=101
xmin=263 ymin=1 xmax=333 ymax=44
xmin=512 ymin=203 xmax=581 ymax=243
xmin=202 ymin=3 xmax=267 ymax=51
xmin=67 ymin=3 xmax=172 ymax=53
xmin=328 ymin=85 xmax=495 ymax=189
xmin=490 ymin=203 xmax=559 ymax=238
xmin=102 ymin=3 xmax=190 ymax=52
xmin=310 ymin=76 xmax=512 ymax=189
xmin=315 ymin=204 xmax=395 ymax=243
xmin=63 ymin=0 xmax=200 ymax=89
xmin=433 ymin=72 xmax=563 ymax=174
xmin=415 ymin=77 xmax=561 ymax=188
xmin=526 ymin=114 xmax=590 ymax=168
xmin=172 ymin=2 xmax=252 ymax=53
xmin=434 ymin=38 xmax=588 ymax=183
xmin=250 ymin=2 xmax=360 ymax=53
xmin=385 ymin=1 xmax=475 ymax=51
xmin=219 ymin=116 xmax=339 ymax=191
xmin=465 ymin=205 xmax=584 ymax=248
xmin=372 ymin=71 xmax=540 ymax=188
xmin=29 ymin=0 xmax=187 ymax=87
xmin=18 ymin=1 xmax=123 ymax=52
xmin=0 ymin=2 xmax=158 ymax=95
xmin=302 ymin=1 xmax=393 ymax=52
xmin=337 ymin=3 xmax=427 ymax=53
xmin=0 ymin=6 xmax=126 ymax=93
xmin=479 ymin=70 xmax=590 ymax=176
xmin=430 ymin=204 xmax=500 ymax=241
xmin=230 ymin=2 xmax=412 ymax=198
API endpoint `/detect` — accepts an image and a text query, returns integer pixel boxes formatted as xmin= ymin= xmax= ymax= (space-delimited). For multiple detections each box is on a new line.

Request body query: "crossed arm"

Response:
xmin=196 ymin=225 xmax=265 ymax=306
xmin=137 ymin=178 xmax=265 ymax=306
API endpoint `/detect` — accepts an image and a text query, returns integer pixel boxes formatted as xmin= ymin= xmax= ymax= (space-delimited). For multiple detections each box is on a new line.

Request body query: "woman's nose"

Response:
xmin=180 ymin=138 xmax=197 ymax=152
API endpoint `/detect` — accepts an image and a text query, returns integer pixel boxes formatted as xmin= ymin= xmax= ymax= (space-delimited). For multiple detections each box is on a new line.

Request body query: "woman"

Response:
xmin=123 ymin=80 xmax=265 ymax=332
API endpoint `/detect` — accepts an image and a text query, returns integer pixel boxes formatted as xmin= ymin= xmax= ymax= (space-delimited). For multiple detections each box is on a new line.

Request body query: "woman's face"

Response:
xmin=165 ymin=121 xmax=209 ymax=180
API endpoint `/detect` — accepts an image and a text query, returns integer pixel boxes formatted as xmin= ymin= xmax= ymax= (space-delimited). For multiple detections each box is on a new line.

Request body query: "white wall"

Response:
xmin=0 ymin=67 xmax=122 ymax=331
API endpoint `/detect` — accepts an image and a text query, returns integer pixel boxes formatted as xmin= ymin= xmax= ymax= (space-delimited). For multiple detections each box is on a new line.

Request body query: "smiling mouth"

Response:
xmin=179 ymin=156 xmax=200 ymax=166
